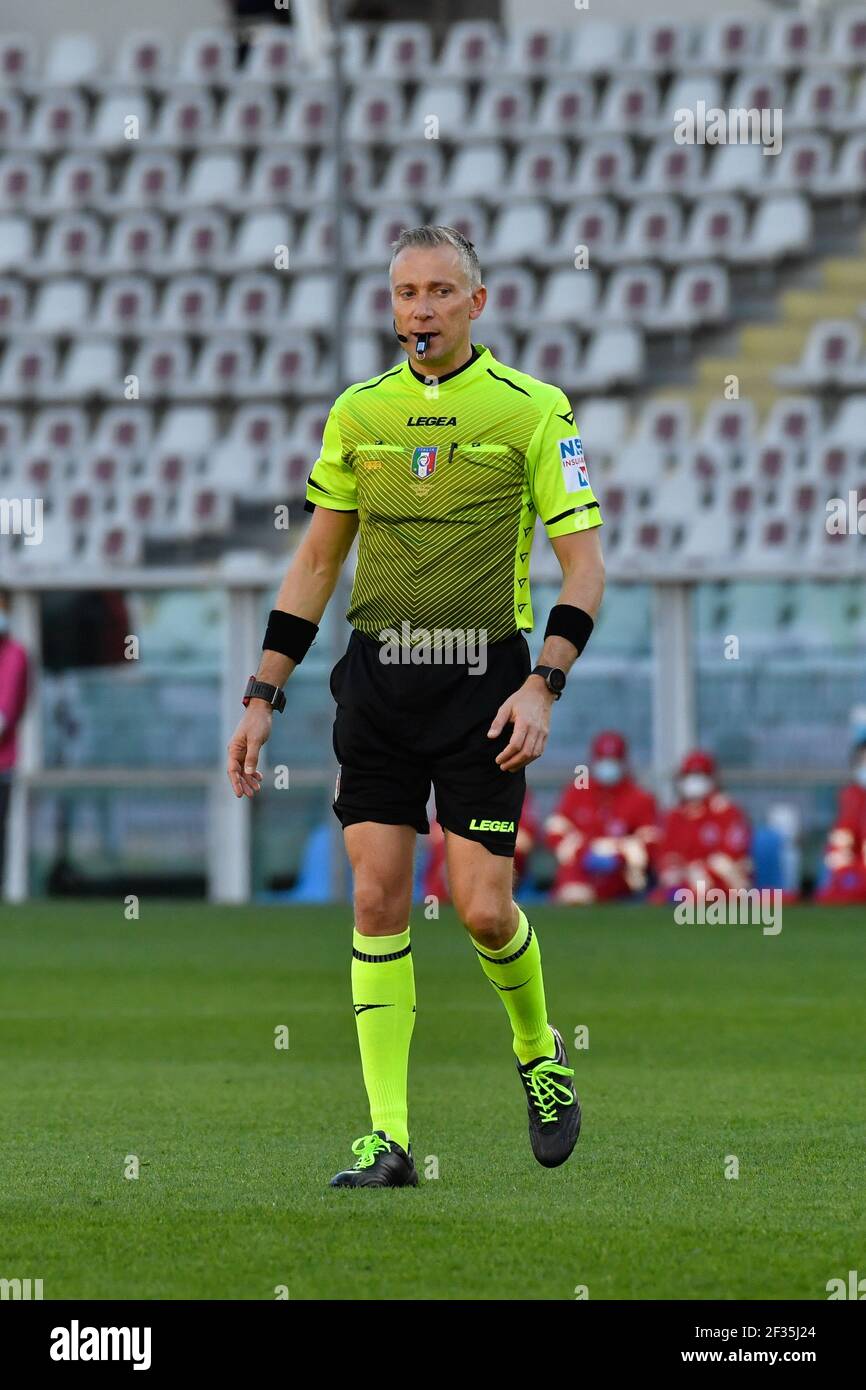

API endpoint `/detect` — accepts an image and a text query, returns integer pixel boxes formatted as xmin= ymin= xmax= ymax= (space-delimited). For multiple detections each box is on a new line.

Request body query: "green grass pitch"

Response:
xmin=0 ymin=902 xmax=863 ymax=1301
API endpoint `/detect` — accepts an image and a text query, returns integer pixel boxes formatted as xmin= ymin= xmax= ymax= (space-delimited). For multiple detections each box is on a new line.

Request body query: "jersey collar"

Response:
xmin=403 ymin=343 xmax=489 ymax=391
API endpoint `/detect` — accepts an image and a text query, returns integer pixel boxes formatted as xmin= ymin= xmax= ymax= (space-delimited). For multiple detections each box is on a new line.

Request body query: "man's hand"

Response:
xmin=487 ymin=676 xmax=555 ymax=773
xmin=227 ymin=703 xmax=273 ymax=798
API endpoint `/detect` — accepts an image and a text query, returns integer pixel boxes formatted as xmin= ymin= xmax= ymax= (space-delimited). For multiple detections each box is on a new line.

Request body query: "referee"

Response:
xmin=227 ymin=227 xmax=605 ymax=1187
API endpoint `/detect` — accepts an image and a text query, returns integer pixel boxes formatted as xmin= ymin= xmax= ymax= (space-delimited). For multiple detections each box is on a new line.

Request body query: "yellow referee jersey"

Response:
xmin=304 ymin=343 xmax=603 ymax=643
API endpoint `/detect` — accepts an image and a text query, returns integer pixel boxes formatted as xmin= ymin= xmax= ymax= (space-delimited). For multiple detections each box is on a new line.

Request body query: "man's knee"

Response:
xmin=458 ymin=897 xmax=515 ymax=949
xmin=353 ymin=876 xmax=410 ymax=936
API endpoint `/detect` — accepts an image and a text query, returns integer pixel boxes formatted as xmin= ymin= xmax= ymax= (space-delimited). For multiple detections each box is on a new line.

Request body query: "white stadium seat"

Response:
xmin=107 ymin=31 xmax=172 ymax=89
xmin=290 ymin=272 xmax=341 ymax=331
xmin=694 ymin=16 xmax=762 ymax=71
xmin=115 ymin=151 xmax=181 ymax=208
xmin=88 ymin=89 xmax=152 ymax=149
xmin=132 ymin=336 xmax=193 ymax=399
xmin=509 ymin=141 xmax=570 ymax=201
xmin=602 ymin=267 xmax=666 ymax=325
xmin=182 ymin=152 xmax=244 ymax=206
xmin=229 ymin=210 xmax=292 ymax=272
xmin=471 ymin=81 xmax=534 ymax=140
xmin=350 ymin=205 xmax=422 ymax=271
xmin=541 ymin=200 xmax=621 ymax=268
xmin=0 ymin=34 xmax=37 ymax=89
xmin=369 ymin=23 xmax=434 ymax=80
xmin=48 ymin=339 xmax=122 ymax=401
xmin=485 ymin=201 xmax=553 ymax=265
xmin=679 ymin=196 xmax=747 ymax=263
xmin=239 ymin=25 xmax=296 ymax=86
xmin=404 ymin=83 xmax=472 ymax=143
xmin=596 ymin=76 xmax=661 ymax=134
xmin=447 ymin=143 xmax=510 ymax=203
xmin=569 ymin=20 xmax=625 ymax=75
xmin=580 ymin=327 xmax=645 ymax=390
xmin=29 ymin=277 xmax=91 ymax=335
xmin=501 ymin=26 xmax=568 ymax=77
xmin=26 ymin=90 xmax=88 ymax=150
xmin=360 ymin=146 xmax=437 ymax=207
xmin=177 ymin=29 xmax=236 ymax=86
xmin=210 ymin=85 xmax=278 ymax=148
xmin=344 ymin=84 xmax=405 ymax=145
xmin=763 ymin=13 xmax=819 ymax=69
xmin=95 ymin=276 xmax=157 ymax=336
xmin=222 ymin=274 xmax=283 ymax=333
xmin=295 ymin=206 xmax=362 ymax=272
xmin=438 ymin=22 xmax=502 ymax=78
xmin=166 ymin=210 xmax=231 ymax=272
xmin=159 ymin=274 xmax=220 ymax=334
xmin=521 ymin=328 xmax=582 ymax=391
xmin=768 ymin=133 xmax=833 ymax=193
xmin=573 ymin=137 xmax=635 ymax=196
xmin=627 ymin=19 xmax=691 ymax=73
xmin=728 ymin=195 xmax=812 ymax=264
xmin=250 ymin=334 xmax=320 ymax=399
xmin=246 ymin=148 xmax=309 ymax=206
xmin=535 ymin=269 xmax=600 ymax=325
xmin=281 ymin=86 xmax=334 ymax=146
xmin=650 ymin=264 xmax=730 ymax=332
xmin=608 ymin=198 xmax=683 ymax=265
xmin=191 ymin=335 xmax=256 ymax=400
xmin=776 ymin=320 xmax=862 ymax=389
xmin=481 ymin=268 xmax=537 ymax=327
xmin=40 ymin=153 xmax=109 ymax=212
xmin=105 ymin=211 xmax=166 ymax=272
xmin=0 ymin=215 xmax=33 ymax=272
xmin=149 ymin=87 xmax=216 ymax=148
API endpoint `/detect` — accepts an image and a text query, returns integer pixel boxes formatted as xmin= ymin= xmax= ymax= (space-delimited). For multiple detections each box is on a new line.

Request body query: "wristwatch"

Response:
xmin=242 ymin=675 xmax=286 ymax=713
xmin=530 ymin=665 xmax=566 ymax=700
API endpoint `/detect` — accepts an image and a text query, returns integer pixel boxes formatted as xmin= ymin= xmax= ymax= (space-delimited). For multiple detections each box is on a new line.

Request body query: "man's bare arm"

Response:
xmin=532 ymin=526 xmax=605 ymax=678
xmin=488 ymin=526 xmax=605 ymax=772
xmin=226 ymin=507 xmax=358 ymax=798
xmin=256 ymin=507 xmax=359 ymax=686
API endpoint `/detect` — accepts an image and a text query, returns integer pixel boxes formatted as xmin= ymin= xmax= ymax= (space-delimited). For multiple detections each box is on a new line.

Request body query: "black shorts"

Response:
xmin=329 ymin=628 xmax=532 ymax=857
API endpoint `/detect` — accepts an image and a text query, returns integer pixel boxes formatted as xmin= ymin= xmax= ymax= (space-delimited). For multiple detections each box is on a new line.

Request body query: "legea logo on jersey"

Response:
xmin=411 ymin=445 xmax=438 ymax=479
xmin=559 ymin=437 xmax=589 ymax=493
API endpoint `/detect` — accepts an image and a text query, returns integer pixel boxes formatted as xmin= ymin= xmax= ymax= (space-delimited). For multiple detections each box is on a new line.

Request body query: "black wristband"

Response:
xmin=263 ymin=609 xmax=319 ymax=664
xmin=544 ymin=604 xmax=594 ymax=656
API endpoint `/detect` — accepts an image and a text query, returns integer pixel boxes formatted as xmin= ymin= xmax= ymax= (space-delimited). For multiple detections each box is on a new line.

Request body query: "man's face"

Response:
xmin=390 ymin=244 xmax=485 ymax=371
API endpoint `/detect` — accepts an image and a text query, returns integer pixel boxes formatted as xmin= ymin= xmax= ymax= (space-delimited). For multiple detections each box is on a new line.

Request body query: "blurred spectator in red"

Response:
xmin=0 ymin=591 xmax=29 ymax=894
xmin=815 ymin=735 xmax=866 ymax=905
xmin=423 ymin=794 xmax=540 ymax=903
xmin=649 ymin=750 xmax=751 ymax=903
xmin=545 ymin=731 xmax=658 ymax=904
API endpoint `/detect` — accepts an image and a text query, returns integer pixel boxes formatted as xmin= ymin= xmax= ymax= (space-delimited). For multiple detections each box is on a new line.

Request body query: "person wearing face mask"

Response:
xmin=544 ymin=731 xmax=659 ymax=904
xmin=0 ymin=591 xmax=30 ymax=895
xmin=649 ymin=750 xmax=751 ymax=904
xmin=815 ymin=735 xmax=866 ymax=905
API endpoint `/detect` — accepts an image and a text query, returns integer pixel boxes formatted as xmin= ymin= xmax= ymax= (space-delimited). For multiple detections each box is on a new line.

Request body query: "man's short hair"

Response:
xmin=389 ymin=225 xmax=482 ymax=291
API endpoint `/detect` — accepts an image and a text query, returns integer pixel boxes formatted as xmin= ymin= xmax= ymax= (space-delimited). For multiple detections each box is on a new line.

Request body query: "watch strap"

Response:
xmin=242 ymin=675 xmax=286 ymax=713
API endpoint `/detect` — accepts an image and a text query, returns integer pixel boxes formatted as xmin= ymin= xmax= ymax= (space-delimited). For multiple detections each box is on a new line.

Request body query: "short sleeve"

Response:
xmin=303 ymin=405 xmax=357 ymax=514
xmin=527 ymin=390 xmax=603 ymax=539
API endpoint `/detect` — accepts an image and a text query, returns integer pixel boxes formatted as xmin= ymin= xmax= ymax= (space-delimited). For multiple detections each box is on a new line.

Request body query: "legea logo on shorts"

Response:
xmin=378 ymin=621 xmax=488 ymax=675
xmin=469 ymin=819 xmax=515 ymax=832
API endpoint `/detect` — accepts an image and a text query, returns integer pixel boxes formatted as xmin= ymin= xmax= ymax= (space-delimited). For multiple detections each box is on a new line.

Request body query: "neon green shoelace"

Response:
xmin=351 ymin=1133 xmax=392 ymax=1169
xmin=523 ymin=1059 xmax=575 ymax=1123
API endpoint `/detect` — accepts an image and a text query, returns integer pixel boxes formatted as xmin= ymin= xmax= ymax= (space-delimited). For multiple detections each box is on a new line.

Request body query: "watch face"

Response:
xmin=549 ymin=669 xmax=566 ymax=693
